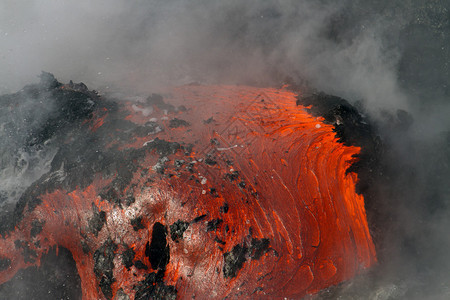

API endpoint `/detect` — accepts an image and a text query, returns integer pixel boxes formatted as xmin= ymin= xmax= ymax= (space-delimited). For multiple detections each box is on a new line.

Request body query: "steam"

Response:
xmin=1 ymin=0 xmax=449 ymax=299
xmin=0 ymin=0 xmax=410 ymax=113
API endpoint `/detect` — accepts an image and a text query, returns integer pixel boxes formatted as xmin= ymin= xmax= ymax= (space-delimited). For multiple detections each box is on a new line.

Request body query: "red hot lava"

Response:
xmin=0 ymin=83 xmax=376 ymax=299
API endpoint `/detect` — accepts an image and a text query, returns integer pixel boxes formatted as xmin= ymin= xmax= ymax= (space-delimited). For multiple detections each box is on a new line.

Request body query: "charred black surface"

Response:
xmin=169 ymin=220 xmax=190 ymax=242
xmin=296 ymin=93 xmax=377 ymax=148
xmin=223 ymin=238 xmax=271 ymax=278
xmin=93 ymin=238 xmax=117 ymax=300
xmin=249 ymin=238 xmax=270 ymax=260
xmin=134 ymin=260 xmax=148 ymax=270
xmin=122 ymin=246 xmax=136 ymax=270
xmin=0 ymin=246 xmax=81 ymax=300
xmin=192 ymin=214 xmax=207 ymax=223
xmin=209 ymin=188 xmax=219 ymax=198
xmin=130 ymin=216 xmax=145 ymax=231
xmin=134 ymin=270 xmax=177 ymax=300
xmin=225 ymin=170 xmax=240 ymax=182
xmin=215 ymin=237 xmax=226 ymax=245
xmin=30 ymin=219 xmax=45 ymax=238
xmin=145 ymin=222 xmax=170 ymax=271
xmin=204 ymin=157 xmax=217 ymax=165
xmin=206 ymin=219 xmax=223 ymax=232
xmin=238 ymin=181 xmax=246 ymax=189
xmin=220 ymin=203 xmax=229 ymax=213
xmin=223 ymin=244 xmax=248 ymax=278
xmin=88 ymin=203 xmax=106 ymax=236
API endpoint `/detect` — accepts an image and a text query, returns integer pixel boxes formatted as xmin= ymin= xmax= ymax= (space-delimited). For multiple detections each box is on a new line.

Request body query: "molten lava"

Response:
xmin=0 ymin=83 xmax=376 ymax=299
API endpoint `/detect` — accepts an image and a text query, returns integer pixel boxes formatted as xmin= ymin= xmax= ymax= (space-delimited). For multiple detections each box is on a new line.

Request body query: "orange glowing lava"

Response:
xmin=0 ymin=85 xmax=376 ymax=299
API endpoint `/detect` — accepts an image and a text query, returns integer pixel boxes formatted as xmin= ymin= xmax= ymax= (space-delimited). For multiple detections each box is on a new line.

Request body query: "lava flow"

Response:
xmin=0 ymin=77 xmax=376 ymax=299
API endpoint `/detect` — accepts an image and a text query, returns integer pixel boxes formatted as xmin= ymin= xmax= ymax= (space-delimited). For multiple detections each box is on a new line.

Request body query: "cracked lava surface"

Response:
xmin=0 ymin=79 xmax=376 ymax=299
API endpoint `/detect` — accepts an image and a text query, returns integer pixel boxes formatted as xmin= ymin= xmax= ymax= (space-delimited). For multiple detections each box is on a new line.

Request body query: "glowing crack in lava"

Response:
xmin=0 ymin=77 xmax=376 ymax=299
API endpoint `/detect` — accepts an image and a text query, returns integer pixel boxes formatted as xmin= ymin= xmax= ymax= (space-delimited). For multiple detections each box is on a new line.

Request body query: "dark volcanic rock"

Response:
xmin=134 ymin=271 xmax=177 ymax=300
xmin=220 ymin=203 xmax=229 ymax=213
xmin=145 ymin=222 xmax=170 ymax=271
xmin=225 ymin=170 xmax=240 ymax=182
xmin=169 ymin=118 xmax=190 ymax=128
xmin=169 ymin=220 xmax=190 ymax=242
xmin=122 ymin=246 xmax=136 ymax=270
xmin=249 ymin=238 xmax=270 ymax=260
xmin=134 ymin=260 xmax=148 ymax=270
xmin=204 ymin=157 xmax=217 ymax=165
xmin=192 ymin=214 xmax=207 ymax=223
xmin=130 ymin=216 xmax=145 ymax=231
xmin=206 ymin=219 xmax=223 ymax=232
xmin=223 ymin=238 xmax=271 ymax=278
xmin=93 ymin=238 xmax=117 ymax=300
xmin=223 ymin=244 xmax=248 ymax=278
xmin=88 ymin=203 xmax=107 ymax=236
xmin=296 ymin=92 xmax=374 ymax=148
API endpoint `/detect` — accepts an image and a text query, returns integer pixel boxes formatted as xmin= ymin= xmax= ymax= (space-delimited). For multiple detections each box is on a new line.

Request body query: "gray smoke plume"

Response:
xmin=1 ymin=1 xmax=449 ymax=299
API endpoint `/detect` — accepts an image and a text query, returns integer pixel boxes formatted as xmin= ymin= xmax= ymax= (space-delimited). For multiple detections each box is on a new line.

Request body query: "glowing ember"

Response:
xmin=0 ymin=82 xmax=376 ymax=299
